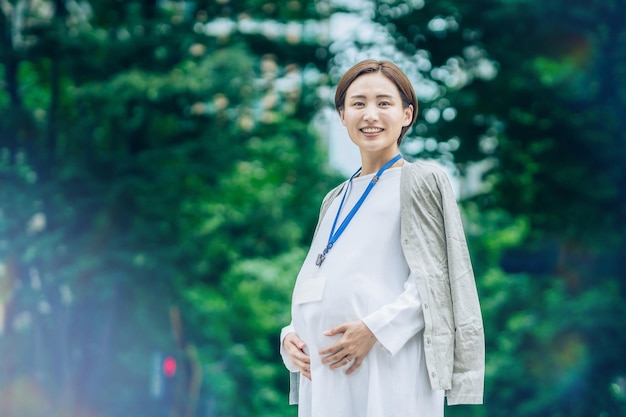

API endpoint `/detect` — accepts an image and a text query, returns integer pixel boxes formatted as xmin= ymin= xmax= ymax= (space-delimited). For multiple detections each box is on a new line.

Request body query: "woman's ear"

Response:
xmin=340 ymin=109 xmax=347 ymax=126
xmin=402 ymin=104 xmax=414 ymax=127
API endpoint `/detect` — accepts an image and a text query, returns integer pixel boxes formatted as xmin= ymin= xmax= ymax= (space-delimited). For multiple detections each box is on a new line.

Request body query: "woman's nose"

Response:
xmin=362 ymin=104 xmax=378 ymax=121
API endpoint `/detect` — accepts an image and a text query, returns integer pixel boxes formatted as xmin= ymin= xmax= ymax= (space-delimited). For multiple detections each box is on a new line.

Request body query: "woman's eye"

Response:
xmin=379 ymin=101 xmax=390 ymax=106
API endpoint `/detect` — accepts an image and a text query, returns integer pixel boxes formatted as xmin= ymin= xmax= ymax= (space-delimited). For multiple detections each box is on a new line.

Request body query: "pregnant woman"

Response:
xmin=280 ymin=59 xmax=484 ymax=417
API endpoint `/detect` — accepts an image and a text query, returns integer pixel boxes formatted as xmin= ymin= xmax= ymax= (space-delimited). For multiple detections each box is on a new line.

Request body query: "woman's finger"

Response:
xmin=346 ymin=356 xmax=363 ymax=375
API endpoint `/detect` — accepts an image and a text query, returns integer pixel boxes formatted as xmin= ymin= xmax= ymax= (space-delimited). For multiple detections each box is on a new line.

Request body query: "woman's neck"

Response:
xmin=358 ymin=150 xmax=404 ymax=176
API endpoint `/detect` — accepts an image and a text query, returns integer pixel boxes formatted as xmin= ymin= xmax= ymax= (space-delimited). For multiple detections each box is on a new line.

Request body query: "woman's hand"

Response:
xmin=283 ymin=332 xmax=312 ymax=380
xmin=319 ymin=320 xmax=377 ymax=375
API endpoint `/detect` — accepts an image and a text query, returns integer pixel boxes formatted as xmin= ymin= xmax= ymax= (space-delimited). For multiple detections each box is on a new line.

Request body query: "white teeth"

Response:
xmin=362 ymin=128 xmax=383 ymax=133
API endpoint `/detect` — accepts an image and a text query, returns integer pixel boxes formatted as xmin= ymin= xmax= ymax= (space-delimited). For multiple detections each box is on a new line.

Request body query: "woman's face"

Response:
xmin=340 ymin=72 xmax=413 ymax=156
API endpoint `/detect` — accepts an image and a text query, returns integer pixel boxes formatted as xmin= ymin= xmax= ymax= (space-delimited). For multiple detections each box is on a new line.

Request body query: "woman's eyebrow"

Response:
xmin=349 ymin=94 xmax=395 ymax=99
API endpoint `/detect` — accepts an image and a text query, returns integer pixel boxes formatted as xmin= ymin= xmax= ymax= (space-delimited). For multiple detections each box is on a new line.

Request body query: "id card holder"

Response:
xmin=293 ymin=274 xmax=327 ymax=304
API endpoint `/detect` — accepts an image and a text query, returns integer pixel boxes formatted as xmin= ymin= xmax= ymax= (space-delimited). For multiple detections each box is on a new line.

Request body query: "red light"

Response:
xmin=163 ymin=356 xmax=177 ymax=378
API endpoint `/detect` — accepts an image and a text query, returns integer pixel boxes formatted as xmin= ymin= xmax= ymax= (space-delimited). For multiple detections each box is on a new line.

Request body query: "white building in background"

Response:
xmin=319 ymin=5 xmax=496 ymax=200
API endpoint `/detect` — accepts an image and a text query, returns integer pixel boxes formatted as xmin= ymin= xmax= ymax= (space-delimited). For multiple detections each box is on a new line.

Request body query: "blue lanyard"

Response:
xmin=315 ymin=154 xmax=402 ymax=267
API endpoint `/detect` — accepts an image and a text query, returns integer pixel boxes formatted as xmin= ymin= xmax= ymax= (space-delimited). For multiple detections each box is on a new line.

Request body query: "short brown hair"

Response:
xmin=334 ymin=60 xmax=418 ymax=145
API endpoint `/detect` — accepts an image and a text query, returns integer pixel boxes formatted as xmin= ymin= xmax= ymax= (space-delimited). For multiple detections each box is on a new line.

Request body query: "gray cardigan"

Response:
xmin=289 ymin=160 xmax=485 ymax=405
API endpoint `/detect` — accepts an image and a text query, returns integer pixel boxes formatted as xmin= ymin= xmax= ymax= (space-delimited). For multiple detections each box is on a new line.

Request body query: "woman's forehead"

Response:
xmin=346 ymin=72 xmax=401 ymax=97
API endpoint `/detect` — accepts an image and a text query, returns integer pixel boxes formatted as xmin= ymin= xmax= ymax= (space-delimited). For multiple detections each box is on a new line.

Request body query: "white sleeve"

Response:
xmin=279 ymin=323 xmax=300 ymax=372
xmin=361 ymin=273 xmax=425 ymax=356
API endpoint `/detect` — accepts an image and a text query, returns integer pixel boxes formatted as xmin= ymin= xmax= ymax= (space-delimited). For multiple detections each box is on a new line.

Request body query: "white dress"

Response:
xmin=282 ymin=167 xmax=444 ymax=417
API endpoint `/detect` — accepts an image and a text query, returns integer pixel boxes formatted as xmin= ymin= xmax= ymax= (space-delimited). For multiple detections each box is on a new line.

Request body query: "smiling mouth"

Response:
xmin=361 ymin=128 xmax=383 ymax=134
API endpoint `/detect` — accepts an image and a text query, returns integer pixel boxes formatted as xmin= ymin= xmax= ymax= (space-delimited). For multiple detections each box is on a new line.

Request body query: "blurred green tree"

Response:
xmin=369 ymin=0 xmax=626 ymax=416
xmin=0 ymin=1 xmax=338 ymax=416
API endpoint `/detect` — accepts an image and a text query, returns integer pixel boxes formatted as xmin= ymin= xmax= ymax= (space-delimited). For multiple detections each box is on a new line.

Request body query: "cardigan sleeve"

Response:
xmin=397 ymin=161 xmax=485 ymax=404
xmin=434 ymin=169 xmax=485 ymax=405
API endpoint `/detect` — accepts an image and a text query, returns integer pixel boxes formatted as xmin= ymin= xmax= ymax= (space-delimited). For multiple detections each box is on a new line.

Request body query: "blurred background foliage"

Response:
xmin=0 ymin=0 xmax=624 ymax=416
